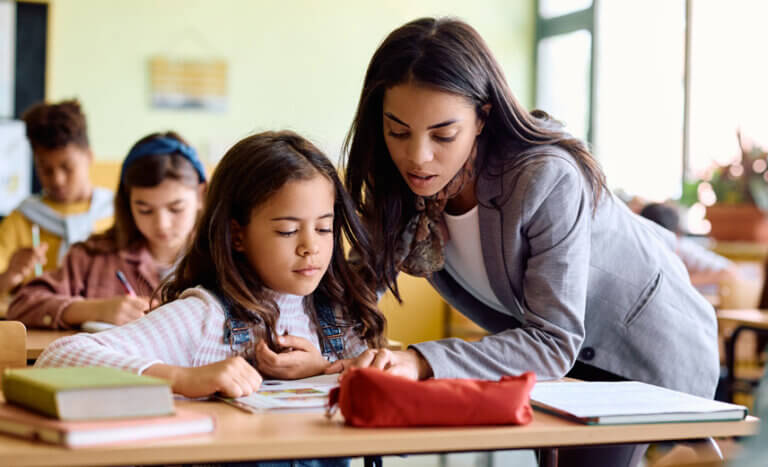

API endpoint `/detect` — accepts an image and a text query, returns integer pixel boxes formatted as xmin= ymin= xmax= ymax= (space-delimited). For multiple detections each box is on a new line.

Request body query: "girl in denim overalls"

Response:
xmin=37 ymin=131 xmax=386 ymax=467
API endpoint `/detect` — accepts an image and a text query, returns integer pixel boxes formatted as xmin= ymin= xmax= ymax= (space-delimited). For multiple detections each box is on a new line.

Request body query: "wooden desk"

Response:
xmin=717 ymin=309 xmax=768 ymax=330
xmin=711 ymin=241 xmax=768 ymax=263
xmin=717 ymin=309 xmax=768 ymax=401
xmin=26 ymin=330 xmax=77 ymax=360
xmin=0 ymin=397 xmax=757 ymax=466
xmin=385 ymin=339 xmax=403 ymax=351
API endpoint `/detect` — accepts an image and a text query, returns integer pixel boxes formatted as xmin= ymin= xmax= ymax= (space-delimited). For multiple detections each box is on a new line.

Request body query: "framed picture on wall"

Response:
xmin=149 ymin=57 xmax=228 ymax=112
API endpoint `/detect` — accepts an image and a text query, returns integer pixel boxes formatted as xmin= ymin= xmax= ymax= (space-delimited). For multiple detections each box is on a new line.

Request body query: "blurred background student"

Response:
xmin=7 ymin=132 xmax=206 ymax=329
xmin=640 ymin=202 xmax=739 ymax=287
xmin=0 ymin=99 xmax=113 ymax=296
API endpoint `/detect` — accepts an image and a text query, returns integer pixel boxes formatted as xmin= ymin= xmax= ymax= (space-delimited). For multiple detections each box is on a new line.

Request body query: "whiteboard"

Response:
xmin=0 ymin=120 xmax=32 ymax=215
xmin=0 ymin=0 xmax=14 ymax=118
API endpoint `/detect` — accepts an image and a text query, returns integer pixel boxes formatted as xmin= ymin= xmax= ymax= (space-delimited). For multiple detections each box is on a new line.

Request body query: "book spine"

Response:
xmin=2 ymin=376 xmax=60 ymax=419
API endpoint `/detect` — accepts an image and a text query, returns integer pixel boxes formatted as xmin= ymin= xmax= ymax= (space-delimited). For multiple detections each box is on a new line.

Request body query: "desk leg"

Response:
xmin=724 ymin=326 xmax=768 ymax=402
xmin=725 ymin=327 xmax=741 ymax=403
xmin=538 ymin=447 xmax=558 ymax=467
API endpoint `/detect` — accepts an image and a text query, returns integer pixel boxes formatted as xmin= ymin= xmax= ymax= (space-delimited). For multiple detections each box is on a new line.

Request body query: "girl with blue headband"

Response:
xmin=8 ymin=131 xmax=206 ymax=329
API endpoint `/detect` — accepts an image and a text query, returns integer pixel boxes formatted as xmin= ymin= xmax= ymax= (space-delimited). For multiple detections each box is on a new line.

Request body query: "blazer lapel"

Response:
xmin=476 ymin=169 xmax=526 ymax=322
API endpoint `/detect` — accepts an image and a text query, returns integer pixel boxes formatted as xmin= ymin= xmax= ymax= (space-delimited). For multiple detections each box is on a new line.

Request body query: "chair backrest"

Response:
xmin=720 ymin=262 xmax=763 ymax=309
xmin=0 ymin=321 xmax=27 ymax=378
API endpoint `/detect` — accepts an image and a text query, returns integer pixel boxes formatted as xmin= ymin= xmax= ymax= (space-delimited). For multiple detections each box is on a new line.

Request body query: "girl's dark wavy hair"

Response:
xmin=161 ymin=130 xmax=385 ymax=351
xmin=342 ymin=17 xmax=607 ymax=299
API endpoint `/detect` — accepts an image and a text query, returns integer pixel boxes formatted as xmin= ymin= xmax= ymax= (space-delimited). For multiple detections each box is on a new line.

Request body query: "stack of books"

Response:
xmin=0 ymin=367 xmax=215 ymax=447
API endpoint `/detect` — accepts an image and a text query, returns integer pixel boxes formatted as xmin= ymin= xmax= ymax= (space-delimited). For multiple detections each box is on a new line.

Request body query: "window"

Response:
xmin=687 ymin=1 xmax=768 ymax=175
xmin=537 ymin=1 xmax=768 ymax=205
xmin=535 ymin=1 xmax=594 ymax=142
xmin=537 ymin=29 xmax=592 ymax=141
xmin=593 ymin=0 xmax=686 ymax=201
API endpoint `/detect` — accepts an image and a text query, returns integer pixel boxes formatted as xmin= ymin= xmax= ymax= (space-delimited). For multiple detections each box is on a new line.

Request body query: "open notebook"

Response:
xmin=530 ymin=381 xmax=748 ymax=425
xmin=81 ymin=321 xmax=117 ymax=333
xmin=218 ymin=374 xmax=338 ymax=412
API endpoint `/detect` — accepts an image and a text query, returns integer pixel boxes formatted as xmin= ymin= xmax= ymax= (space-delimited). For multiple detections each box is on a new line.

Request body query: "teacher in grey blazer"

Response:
xmin=333 ymin=17 xmax=719 ymax=467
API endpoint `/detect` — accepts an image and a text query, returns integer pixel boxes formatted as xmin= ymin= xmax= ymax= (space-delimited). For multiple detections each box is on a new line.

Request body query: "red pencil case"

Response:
xmin=327 ymin=368 xmax=535 ymax=427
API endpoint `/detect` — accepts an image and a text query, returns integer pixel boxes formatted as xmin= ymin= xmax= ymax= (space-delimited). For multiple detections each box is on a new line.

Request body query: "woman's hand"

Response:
xmin=145 ymin=357 xmax=263 ymax=398
xmin=254 ymin=335 xmax=329 ymax=380
xmin=325 ymin=348 xmax=433 ymax=381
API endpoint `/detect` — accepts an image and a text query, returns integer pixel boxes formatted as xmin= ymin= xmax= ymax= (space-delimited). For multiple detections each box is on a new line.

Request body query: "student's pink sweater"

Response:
xmin=7 ymin=240 xmax=160 ymax=329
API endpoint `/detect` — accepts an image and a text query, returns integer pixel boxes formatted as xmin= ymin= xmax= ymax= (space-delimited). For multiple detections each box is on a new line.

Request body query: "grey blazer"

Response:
xmin=411 ymin=146 xmax=719 ymax=398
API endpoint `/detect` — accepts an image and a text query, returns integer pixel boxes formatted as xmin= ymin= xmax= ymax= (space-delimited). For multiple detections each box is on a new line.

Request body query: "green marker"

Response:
xmin=31 ymin=224 xmax=42 ymax=276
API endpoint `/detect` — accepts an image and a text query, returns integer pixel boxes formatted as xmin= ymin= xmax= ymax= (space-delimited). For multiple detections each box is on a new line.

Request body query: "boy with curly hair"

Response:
xmin=0 ymin=99 xmax=113 ymax=296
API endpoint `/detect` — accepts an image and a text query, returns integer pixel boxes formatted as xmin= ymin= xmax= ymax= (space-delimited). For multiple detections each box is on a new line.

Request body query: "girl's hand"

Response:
xmin=97 ymin=296 xmax=150 ymax=324
xmin=325 ymin=348 xmax=433 ymax=381
xmin=254 ymin=335 xmax=329 ymax=380
xmin=145 ymin=357 xmax=263 ymax=398
xmin=63 ymin=296 xmax=149 ymax=326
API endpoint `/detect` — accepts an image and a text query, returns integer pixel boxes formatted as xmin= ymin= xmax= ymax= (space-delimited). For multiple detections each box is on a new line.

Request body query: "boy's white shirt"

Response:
xmin=17 ymin=187 xmax=114 ymax=261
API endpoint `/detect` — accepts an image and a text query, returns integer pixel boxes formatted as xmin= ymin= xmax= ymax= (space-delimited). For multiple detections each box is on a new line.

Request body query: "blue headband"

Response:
xmin=120 ymin=137 xmax=206 ymax=184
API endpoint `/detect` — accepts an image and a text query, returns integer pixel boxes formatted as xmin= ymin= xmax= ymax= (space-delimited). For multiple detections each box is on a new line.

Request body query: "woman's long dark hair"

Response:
xmin=84 ymin=131 xmax=201 ymax=254
xmin=161 ymin=131 xmax=385 ymax=351
xmin=343 ymin=17 xmax=607 ymax=299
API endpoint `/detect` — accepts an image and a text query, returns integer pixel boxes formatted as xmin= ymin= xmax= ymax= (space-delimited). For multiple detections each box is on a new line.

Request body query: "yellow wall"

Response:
xmin=46 ymin=0 xmax=534 ymax=165
xmin=379 ymin=275 xmax=448 ymax=346
xmin=53 ymin=1 xmax=534 ymax=345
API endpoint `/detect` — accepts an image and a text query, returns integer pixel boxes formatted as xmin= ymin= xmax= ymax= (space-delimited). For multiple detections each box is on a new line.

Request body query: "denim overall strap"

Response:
xmin=213 ymin=289 xmax=258 ymax=366
xmin=313 ymin=293 xmax=344 ymax=359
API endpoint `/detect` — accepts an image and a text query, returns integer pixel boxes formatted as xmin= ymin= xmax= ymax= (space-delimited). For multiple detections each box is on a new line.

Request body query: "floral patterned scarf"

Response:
xmin=394 ymin=150 xmax=477 ymax=277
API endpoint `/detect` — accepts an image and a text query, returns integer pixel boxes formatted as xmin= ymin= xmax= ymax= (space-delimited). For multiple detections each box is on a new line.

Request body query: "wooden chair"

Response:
xmin=0 ymin=321 xmax=27 ymax=382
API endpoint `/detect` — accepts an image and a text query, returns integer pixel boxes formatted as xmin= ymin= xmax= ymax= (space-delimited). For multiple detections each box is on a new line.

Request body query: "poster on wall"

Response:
xmin=0 ymin=120 xmax=32 ymax=215
xmin=149 ymin=57 xmax=228 ymax=112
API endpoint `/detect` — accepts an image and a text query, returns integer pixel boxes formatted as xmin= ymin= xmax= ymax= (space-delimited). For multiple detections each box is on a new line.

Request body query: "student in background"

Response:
xmin=37 ymin=131 xmax=384 ymax=404
xmin=7 ymin=132 xmax=205 ymax=329
xmin=640 ymin=202 xmax=738 ymax=286
xmin=0 ymin=99 xmax=113 ymax=295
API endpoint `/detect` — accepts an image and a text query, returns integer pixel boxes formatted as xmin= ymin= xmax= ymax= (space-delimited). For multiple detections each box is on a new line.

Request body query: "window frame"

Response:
xmin=534 ymin=0 xmax=596 ymax=143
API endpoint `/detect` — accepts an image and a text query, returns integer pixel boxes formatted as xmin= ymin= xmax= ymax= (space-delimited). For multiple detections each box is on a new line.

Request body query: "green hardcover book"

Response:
xmin=1 ymin=367 xmax=174 ymax=421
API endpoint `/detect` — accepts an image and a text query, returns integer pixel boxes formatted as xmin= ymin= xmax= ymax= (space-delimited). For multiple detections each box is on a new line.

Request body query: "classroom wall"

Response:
xmin=45 ymin=0 xmax=534 ymax=165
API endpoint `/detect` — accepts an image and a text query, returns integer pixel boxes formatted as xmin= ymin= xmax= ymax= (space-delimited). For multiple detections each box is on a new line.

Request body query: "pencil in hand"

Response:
xmin=31 ymin=224 xmax=42 ymax=277
xmin=115 ymin=270 xmax=137 ymax=296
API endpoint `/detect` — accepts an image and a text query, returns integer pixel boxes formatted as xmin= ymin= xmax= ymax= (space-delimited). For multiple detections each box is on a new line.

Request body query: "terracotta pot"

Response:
xmin=706 ymin=203 xmax=768 ymax=242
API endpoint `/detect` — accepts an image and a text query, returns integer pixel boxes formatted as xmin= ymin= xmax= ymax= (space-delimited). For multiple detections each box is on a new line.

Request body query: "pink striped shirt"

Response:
xmin=35 ymin=287 xmax=368 ymax=374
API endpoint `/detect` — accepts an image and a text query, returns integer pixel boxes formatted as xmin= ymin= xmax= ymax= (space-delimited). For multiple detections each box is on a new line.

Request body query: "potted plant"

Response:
xmin=680 ymin=133 xmax=768 ymax=242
